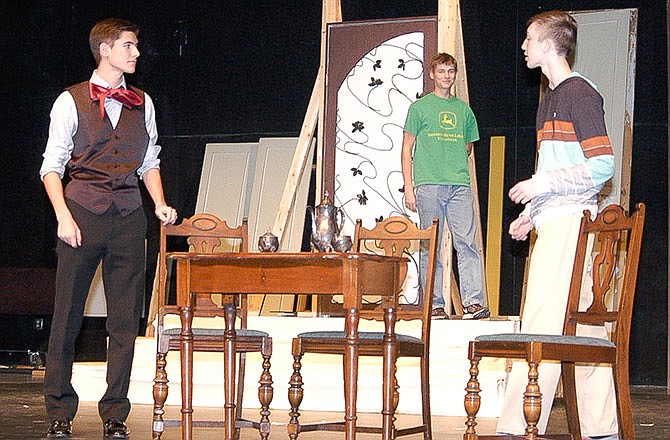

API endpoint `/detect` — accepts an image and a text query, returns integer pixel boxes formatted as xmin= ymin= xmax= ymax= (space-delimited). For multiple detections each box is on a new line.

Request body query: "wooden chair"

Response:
xmin=288 ymin=216 xmax=439 ymax=439
xmin=463 ymin=203 xmax=646 ymax=439
xmin=151 ymin=214 xmax=273 ymax=440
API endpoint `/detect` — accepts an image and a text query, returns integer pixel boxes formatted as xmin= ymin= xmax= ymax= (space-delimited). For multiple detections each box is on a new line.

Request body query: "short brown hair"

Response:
xmin=429 ymin=53 xmax=458 ymax=72
xmin=528 ymin=10 xmax=577 ymax=58
xmin=89 ymin=18 xmax=140 ymax=65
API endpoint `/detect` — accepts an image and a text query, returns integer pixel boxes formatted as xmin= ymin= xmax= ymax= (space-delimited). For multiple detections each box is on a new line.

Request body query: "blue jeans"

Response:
xmin=415 ymin=184 xmax=485 ymax=309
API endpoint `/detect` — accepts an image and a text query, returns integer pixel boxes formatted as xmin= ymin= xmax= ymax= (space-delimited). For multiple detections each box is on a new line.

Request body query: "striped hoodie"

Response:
xmin=527 ymin=72 xmax=615 ymax=226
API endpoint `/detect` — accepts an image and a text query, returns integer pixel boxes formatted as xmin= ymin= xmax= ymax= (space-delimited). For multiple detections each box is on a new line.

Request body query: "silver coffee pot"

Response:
xmin=308 ymin=191 xmax=345 ymax=252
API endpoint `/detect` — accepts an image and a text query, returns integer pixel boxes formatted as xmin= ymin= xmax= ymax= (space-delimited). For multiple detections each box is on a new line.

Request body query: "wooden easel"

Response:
xmin=271 ymin=0 xmax=488 ymax=315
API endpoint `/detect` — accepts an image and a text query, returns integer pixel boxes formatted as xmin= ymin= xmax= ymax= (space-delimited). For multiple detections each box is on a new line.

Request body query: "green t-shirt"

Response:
xmin=403 ymin=93 xmax=479 ymax=186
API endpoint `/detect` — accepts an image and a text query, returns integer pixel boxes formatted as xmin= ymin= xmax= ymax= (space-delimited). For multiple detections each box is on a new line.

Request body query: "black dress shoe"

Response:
xmin=103 ymin=419 xmax=130 ymax=439
xmin=46 ymin=419 xmax=72 ymax=438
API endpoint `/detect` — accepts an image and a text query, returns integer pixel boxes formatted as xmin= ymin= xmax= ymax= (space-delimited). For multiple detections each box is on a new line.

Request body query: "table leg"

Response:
xmin=180 ymin=300 xmax=194 ymax=440
xmin=343 ymin=307 xmax=360 ymax=440
xmin=223 ymin=301 xmax=237 ymax=440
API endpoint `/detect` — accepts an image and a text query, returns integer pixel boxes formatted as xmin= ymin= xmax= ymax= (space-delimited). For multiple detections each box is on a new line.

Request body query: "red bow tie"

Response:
xmin=89 ymin=82 xmax=144 ymax=119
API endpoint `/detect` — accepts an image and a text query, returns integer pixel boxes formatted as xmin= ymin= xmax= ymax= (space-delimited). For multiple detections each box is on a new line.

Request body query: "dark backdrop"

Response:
xmin=0 ymin=0 xmax=666 ymax=386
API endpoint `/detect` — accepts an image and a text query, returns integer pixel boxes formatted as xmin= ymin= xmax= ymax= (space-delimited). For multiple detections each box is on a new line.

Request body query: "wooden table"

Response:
xmin=173 ymin=252 xmax=405 ymax=440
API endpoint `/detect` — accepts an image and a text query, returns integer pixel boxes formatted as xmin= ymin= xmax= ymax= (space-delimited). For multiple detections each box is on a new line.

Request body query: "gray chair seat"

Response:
xmin=475 ymin=332 xmax=615 ymax=347
xmin=297 ymin=330 xmax=422 ymax=344
xmin=164 ymin=327 xmax=269 ymax=337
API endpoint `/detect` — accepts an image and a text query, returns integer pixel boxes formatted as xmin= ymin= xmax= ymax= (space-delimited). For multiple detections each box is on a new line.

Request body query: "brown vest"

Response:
xmin=64 ymin=81 xmax=149 ymax=216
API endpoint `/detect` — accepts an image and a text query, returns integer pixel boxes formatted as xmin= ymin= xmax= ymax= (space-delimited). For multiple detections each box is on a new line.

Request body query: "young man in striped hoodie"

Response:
xmin=499 ymin=10 xmax=618 ymax=440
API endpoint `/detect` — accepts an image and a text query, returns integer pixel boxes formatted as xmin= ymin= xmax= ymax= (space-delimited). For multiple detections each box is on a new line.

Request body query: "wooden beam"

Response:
xmin=666 ymin=0 xmax=669 ymax=399
xmin=437 ymin=0 xmax=489 ymax=312
xmin=486 ymin=136 xmax=506 ymax=315
xmin=438 ymin=0 xmax=459 ymax=56
xmin=438 ymin=0 xmax=468 ymax=101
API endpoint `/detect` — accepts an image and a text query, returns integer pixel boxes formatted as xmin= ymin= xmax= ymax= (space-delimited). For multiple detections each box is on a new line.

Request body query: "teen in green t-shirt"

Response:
xmin=401 ymin=52 xmax=489 ymax=320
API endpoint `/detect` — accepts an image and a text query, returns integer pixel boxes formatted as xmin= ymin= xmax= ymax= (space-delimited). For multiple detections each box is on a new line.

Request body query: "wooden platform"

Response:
xmin=71 ymin=315 xmax=518 ymax=418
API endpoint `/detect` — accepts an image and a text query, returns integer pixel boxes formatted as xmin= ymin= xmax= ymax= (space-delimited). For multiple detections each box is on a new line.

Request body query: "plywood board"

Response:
xmin=248 ymin=138 xmax=312 ymax=252
xmin=195 ymin=143 xmax=258 ymax=226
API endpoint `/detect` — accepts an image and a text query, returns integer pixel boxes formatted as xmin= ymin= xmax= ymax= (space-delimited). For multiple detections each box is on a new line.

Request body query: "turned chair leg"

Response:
xmin=257 ymin=352 xmax=273 ymax=440
xmin=464 ymin=358 xmax=481 ymax=440
xmin=287 ymin=354 xmax=304 ymax=440
xmin=523 ymin=361 xmax=542 ymax=439
xmin=152 ymin=352 xmax=169 ymax=440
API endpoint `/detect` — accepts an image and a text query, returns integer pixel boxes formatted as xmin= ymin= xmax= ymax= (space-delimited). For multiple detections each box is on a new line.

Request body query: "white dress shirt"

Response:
xmin=40 ymin=70 xmax=161 ymax=180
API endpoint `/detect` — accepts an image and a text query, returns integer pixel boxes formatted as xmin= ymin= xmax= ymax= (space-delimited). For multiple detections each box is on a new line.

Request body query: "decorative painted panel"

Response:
xmin=323 ymin=17 xmax=437 ymax=309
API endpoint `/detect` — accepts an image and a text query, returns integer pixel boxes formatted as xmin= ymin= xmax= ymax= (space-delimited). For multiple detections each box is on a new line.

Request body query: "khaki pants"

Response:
xmin=496 ymin=212 xmax=618 ymax=437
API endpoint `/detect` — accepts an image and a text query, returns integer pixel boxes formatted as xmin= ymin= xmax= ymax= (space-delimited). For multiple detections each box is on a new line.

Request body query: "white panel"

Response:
xmin=195 ymin=143 xmax=258 ymax=225
xmin=248 ymin=137 xmax=312 ymax=252
xmin=333 ymin=32 xmax=425 ymax=304
xmin=570 ymin=9 xmax=637 ymax=207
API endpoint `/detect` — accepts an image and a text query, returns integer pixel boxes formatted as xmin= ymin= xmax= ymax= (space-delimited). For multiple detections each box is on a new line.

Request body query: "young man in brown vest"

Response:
xmin=40 ymin=18 xmax=177 ymax=439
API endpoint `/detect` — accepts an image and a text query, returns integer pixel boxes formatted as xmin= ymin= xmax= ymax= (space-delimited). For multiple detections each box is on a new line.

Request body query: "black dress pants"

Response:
xmin=44 ymin=201 xmax=146 ymax=422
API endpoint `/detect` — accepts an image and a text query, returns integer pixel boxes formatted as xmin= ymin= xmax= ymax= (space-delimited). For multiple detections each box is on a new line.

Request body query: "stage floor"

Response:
xmin=2 ymin=372 xmax=669 ymax=439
